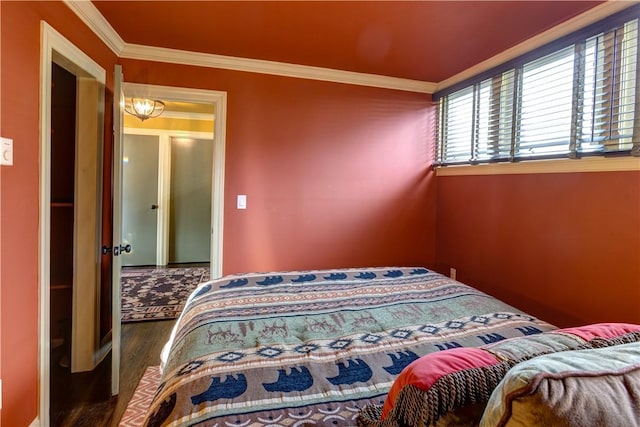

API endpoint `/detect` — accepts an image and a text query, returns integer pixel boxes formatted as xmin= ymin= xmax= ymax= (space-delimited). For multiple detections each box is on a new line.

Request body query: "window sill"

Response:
xmin=435 ymin=156 xmax=640 ymax=176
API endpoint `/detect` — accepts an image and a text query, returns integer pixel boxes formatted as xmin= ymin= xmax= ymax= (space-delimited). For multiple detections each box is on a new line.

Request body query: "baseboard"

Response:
xmin=30 ymin=416 xmax=41 ymax=427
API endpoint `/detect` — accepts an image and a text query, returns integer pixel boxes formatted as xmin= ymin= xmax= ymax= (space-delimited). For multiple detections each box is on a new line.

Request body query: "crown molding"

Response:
xmin=436 ymin=0 xmax=638 ymax=92
xmin=63 ymin=0 xmax=124 ymax=55
xmin=63 ymin=0 xmax=434 ymax=93
xmin=65 ymin=0 xmax=631 ymax=95
xmin=120 ymin=44 xmax=436 ymax=94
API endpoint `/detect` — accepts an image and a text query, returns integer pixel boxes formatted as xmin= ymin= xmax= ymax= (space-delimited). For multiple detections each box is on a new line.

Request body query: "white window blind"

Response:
xmin=438 ymin=86 xmax=473 ymax=162
xmin=436 ymin=13 xmax=640 ymax=165
xmin=518 ymin=47 xmax=575 ymax=157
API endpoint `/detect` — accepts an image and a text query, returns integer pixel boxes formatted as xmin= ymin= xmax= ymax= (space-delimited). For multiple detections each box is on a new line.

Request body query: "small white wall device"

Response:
xmin=0 ymin=137 xmax=13 ymax=166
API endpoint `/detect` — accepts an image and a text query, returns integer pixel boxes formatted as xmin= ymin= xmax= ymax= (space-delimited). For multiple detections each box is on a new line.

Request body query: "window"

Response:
xmin=436 ymin=10 xmax=640 ymax=166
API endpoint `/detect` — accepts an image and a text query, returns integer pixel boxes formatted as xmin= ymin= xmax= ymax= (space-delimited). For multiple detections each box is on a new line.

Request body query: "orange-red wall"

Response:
xmin=2 ymin=1 xmax=639 ymax=425
xmin=120 ymin=59 xmax=437 ymax=274
xmin=1 ymin=2 xmax=436 ymax=423
xmin=0 ymin=1 xmax=117 ymax=425
xmin=436 ymin=172 xmax=640 ymax=328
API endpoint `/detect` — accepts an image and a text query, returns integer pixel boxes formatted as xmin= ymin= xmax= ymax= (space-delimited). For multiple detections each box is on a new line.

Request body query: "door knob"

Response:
xmin=151 ymin=204 xmax=158 ymax=210
xmin=113 ymin=244 xmax=132 ymax=256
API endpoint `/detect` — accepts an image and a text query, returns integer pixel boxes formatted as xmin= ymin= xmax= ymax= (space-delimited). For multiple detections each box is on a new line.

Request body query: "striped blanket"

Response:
xmin=145 ymin=267 xmax=555 ymax=426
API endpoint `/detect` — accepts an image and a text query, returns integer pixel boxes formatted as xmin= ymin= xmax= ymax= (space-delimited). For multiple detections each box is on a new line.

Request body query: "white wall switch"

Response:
xmin=237 ymin=194 xmax=247 ymax=209
xmin=450 ymin=267 xmax=457 ymax=280
xmin=0 ymin=137 xmax=13 ymax=166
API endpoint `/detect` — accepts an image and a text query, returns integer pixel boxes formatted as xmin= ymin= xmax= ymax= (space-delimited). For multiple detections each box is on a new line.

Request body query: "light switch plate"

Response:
xmin=0 ymin=137 xmax=13 ymax=166
xmin=237 ymin=194 xmax=247 ymax=209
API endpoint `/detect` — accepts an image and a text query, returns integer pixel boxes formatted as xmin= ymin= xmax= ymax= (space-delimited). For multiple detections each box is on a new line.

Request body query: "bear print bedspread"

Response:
xmin=144 ymin=267 xmax=555 ymax=426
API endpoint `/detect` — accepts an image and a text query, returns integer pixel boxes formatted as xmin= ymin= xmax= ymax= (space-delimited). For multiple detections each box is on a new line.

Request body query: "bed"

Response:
xmin=144 ymin=267 xmax=556 ymax=426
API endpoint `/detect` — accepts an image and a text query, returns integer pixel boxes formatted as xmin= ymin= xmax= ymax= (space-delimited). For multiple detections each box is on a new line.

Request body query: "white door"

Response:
xmin=111 ymin=64 xmax=124 ymax=395
xmin=122 ymin=134 xmax=160 ymax=266
xmin=169 ymin=137 xmax=213 ymax=264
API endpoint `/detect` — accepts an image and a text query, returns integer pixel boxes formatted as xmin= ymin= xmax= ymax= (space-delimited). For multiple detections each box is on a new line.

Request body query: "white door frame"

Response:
xmin=38 ymin=21 xmax=106 ymax=423
xmin=122 ymin=83 xmax=227 ymax=278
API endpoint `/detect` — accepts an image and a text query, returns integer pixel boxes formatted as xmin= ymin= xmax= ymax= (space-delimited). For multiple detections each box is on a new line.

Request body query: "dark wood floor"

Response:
xmin=50 ymin=320 xmax=175 ymax=427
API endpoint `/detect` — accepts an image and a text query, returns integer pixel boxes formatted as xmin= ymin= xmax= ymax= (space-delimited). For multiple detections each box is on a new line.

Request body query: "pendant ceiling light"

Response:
xmin=124 ymin=98 xmax=165 ymax=121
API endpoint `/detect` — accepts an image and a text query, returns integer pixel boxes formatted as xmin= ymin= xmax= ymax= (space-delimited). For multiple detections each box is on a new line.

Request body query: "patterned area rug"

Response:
xmin=118 ymin=366 xmax=161 ymax=427
xmin=121 ymin=267 xmax=210 ymax=322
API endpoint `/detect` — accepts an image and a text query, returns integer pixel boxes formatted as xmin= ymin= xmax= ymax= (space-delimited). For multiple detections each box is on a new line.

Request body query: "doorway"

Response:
xmin=118 ymin=84 xmax=225 ymax=276
xmin=39 ymin=23 xmax=109 ymax=424
xmin=121 ymin=130 xmax=214 ymax=267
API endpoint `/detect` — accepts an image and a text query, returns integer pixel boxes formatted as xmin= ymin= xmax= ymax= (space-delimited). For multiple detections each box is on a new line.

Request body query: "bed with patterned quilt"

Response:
xmin=144 ymin=267 xmax=555 ymax=426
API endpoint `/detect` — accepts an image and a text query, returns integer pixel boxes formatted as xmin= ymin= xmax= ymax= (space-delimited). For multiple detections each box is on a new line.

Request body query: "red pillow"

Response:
xmin=381 ymin=347 xmax=501 ymax=419
xmin=380 ymin=323 xmax=640 ymax=421
xmin=554 ymin=322 xmax=640 ymax=341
